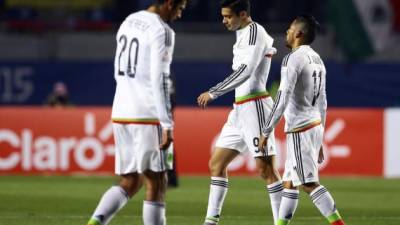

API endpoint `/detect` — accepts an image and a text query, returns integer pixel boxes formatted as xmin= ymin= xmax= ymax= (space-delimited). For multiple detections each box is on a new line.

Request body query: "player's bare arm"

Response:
xmin=197 ymin=91 xmax=213 ymax=108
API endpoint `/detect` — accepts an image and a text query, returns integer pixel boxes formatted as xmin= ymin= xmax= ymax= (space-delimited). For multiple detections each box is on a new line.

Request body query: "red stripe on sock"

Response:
xmin=332 ymin=220 xmax=345 ymax=225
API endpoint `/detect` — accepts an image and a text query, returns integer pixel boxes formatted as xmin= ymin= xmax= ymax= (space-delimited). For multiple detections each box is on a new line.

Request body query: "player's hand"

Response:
xmin=258 ymin=135 xmax=268 ymax=154
xmin=160 ymin=129 xmax=173 ymax=151
xmin=318 ymin=146 xmax=324 ymax=164
xmin=197 ymin=92 xmax=213 ymax=108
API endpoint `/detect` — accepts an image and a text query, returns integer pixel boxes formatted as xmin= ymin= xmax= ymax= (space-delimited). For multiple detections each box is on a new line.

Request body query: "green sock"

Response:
xmin=327 ymin=211 xmax=342 ymax=223
xmin=277 ymin=218 xmax=290 ymax=225
xmin=87 ymin=218 xmax=102 ymax=225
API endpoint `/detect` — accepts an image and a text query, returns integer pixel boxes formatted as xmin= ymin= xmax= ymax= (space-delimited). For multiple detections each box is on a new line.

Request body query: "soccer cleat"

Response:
xmin=331 ymin=220 xmax=346 ymax=225
xmin=203 ymin=223 xmax=217 ymax=225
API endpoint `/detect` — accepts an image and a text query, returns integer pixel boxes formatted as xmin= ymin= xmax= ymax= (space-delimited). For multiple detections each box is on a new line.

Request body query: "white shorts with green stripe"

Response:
xmin=215 ymin=96 xmax=276 ymax=158
xmin=113 ymin=123 xmax=168 ymax=175
xmin=283 ymin=124 xmax=324 ymax=186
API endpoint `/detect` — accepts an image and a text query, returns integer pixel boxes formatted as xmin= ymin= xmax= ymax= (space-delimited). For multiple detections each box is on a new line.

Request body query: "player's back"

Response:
xmin=112 ymin=11 xmax=174 ymax=123
xmin=283 ymin=45 xmax=326 ymax=132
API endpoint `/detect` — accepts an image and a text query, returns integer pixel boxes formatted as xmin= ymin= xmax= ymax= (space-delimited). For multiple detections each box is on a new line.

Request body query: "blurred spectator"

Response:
xmin=2 ymin=0 xmax=329 ymax=31
xmin=392 ymin=0 xmax=400 ymax=32
xmin=46 ymin=81 xmax=72 ymax=107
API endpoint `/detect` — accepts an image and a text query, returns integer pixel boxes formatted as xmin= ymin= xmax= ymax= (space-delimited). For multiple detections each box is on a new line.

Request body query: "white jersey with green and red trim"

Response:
xmin=111 ymin=10 xmax=174 ymax=130
xmin=262 ymin=45 xmax=327 ymax=136
xmin=209 ymin=22 xmax=276 ymax=102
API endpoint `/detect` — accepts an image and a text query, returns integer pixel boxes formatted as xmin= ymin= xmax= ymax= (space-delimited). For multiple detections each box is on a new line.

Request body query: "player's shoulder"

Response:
xmin=306 ymin=48 xmax=325 ymax=67
xmin=282 ymin=46 xmax=310 ymax=67
xmin=118 ymin=11 xmax=151 ymax=32
xmin=307 ymin=46 xmax=322 ymax=59
xmin=297 ymin=46 xmax=324 ymax=65
xmin=148 ymin=14 xmax=175 ymax=38
xmin=248 ymin=22 xmax=273 ymax=46
xmin=253 ymin=22 xmax=268 ymax=34
xmin=122 ymin=10 xmax=148 ymax=24
xmin=126 ymin=11 xmax=171 ymax=32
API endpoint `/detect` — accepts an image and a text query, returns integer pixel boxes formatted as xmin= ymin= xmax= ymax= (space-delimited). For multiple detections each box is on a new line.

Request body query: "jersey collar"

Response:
xmin=292 ymin=45 xmax=310 ymax=52
xmin=236 ymin=21 xmax=255 ymax=38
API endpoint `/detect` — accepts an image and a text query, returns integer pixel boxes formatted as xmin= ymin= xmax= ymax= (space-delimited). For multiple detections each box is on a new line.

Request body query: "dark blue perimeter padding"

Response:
xmin=0 ymin=61 xmax=399 ymax=107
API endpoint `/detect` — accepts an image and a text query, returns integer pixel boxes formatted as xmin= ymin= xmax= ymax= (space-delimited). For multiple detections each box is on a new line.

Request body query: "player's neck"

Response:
xmin=291 ymin=40 xmax=305 ymax=50
xmin=147 ymin=5 xmax=168 ymax=22
xmin=239 ymin=18 xmax=253 ymax=29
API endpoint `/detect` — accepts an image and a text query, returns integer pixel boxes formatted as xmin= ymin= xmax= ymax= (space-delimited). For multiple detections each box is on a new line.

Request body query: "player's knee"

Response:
xmin=302 ymin=182 xmax=320 ymax=194
xmin=255 ymin=157 xmax=276 ymax=180
xmin=119 ymin=174 xmax=142 ymax=197
xmin=257 ymin=166 xmax=274 ymax=180
xmin=145 ymin=184 xmax=164 ymax=201
xmin=144 ymin=173 xmax=167 ymax=201
xmin=209 ymin=160 xmax=227 ymax=177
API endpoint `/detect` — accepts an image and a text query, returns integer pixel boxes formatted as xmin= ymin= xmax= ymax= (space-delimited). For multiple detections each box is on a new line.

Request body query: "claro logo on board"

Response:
xmin=0 ymin=113 xmax=114 ymax=171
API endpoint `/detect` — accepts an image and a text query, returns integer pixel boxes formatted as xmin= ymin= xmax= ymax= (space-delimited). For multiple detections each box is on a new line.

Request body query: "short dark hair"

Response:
xmin=154 ymin=0 xmax=186 ymax=8
xmin=220 ymin=0 xmax=250 ymax=16
xmin=294 ymin=14 xmax=320 ymax=44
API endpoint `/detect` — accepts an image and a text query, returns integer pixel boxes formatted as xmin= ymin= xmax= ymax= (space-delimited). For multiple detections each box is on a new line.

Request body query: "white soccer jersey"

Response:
xmin=263 ymin=45 xmax=327 ymax=135
xmin=112 ymin=10 xmax=174 ymax=130
xmin=209 ymin=22 xmax=276 ymax=102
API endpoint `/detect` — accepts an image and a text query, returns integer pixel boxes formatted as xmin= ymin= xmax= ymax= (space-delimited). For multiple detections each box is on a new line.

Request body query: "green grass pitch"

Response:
xmin=0 ymin=176 xmax=399 ymax=225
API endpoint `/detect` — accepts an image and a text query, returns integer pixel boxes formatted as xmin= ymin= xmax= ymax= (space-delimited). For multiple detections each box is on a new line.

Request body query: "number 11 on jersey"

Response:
xmin=311 ymin=70 xmax=322 ymax=106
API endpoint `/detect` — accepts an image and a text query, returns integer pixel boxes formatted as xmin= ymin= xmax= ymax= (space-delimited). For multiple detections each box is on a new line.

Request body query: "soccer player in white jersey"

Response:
xmin=86 ymin=1 xmax=186 ymax=225
xmin=197 ymin=0 xmax=283 ymax=224
xmin=258 ymin=15 xmax=346 ymax=225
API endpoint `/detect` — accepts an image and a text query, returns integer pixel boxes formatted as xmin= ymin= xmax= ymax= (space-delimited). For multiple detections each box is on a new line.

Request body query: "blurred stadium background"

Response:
xmin=0 ymin=0 xmax=400 ymax=225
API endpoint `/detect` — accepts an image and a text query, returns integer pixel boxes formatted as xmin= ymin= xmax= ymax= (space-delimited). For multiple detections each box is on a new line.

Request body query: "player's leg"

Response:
xmin=302 ymin=182 xmax=346 ymax=225
xmin=87 ymin=123 xmax=143 ymax=225
xmin=204 ymin=147 xmax=240 ymax=225
xmin=142 ymin=170 xmax=168 ymax=225
xmin=255 ymin=155 xmax=281 ymax=183
xmin=87 ymin=173 xmax=143 ymax=225
xmin=276 ymin=181 xmax=300 ymax=225
xmin=204 ymin=109 xmax=244 ymax=225
xmin=254 ymin=155 xmax=283 ymax=225
xmin=140 ymin=125 xmax=172 ymax=225
xmin=300 ymin=125 xmax=345 ymax=225
xmin=242 ymin=98 xmax=283 ymax=225
xmin=275 ymin=133 xmax=301 ymax=225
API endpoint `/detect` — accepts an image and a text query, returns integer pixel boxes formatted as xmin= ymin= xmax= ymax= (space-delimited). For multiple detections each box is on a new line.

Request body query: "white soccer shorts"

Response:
xmin=215 ymin=97 xmax=277 ymax=157
xmin=113 ymin=123 xmax=167 ymax=174
xmin=282 ymin=124 xmax=324 ymax=186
